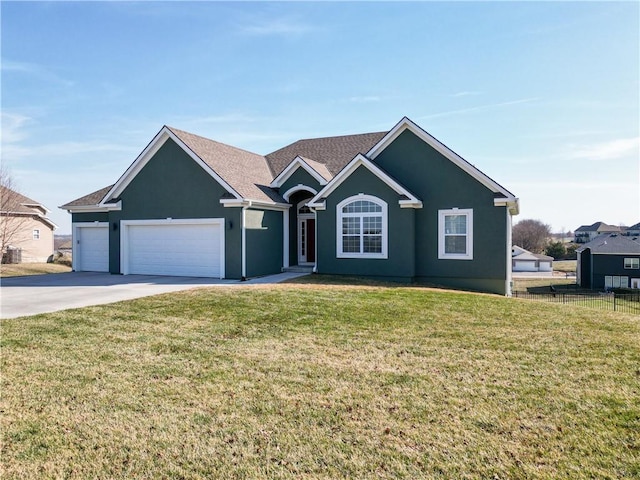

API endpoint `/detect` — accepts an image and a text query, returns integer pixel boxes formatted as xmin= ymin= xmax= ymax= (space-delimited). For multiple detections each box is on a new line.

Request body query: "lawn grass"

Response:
xmin=0 ymin=262 xmax=71 ymax=278
xmin=2 ymin=285 xmax=639 ymax=479
xmin=513 ymin=277 xmax=577 ymax=291
xmin=553 ymin=260 xmax=577 ymax=273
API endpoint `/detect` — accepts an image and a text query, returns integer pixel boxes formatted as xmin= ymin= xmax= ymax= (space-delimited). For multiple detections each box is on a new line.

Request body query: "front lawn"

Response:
xmin=0 ymin=262 xmax=71 ymax=278
xmin=1 ymin=285 xmax=638 ymax=479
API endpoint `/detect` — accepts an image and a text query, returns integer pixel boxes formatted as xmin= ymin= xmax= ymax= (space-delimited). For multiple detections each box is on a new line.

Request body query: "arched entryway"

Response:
xmin=284 ymin=188 xmax=317 ymax=268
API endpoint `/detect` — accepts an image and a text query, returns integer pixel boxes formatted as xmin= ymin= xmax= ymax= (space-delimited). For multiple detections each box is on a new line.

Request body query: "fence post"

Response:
xmin=613 ymin=293 xmax=616 ymax=312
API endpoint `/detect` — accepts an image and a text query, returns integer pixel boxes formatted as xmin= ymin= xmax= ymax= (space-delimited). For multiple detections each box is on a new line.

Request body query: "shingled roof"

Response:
xmin=265 ymin=131 xmax=387 ymax=178
xmin=1 ymin=186 xmax=57 ymax=228
xmin=577 ymin=233 xmax=640 ymax=254
xmin=168 ymin=127 xmax=282 ymax=203
xmin=62 ymin=127 xmax=389 ymax=208
xmin=1 ymin=186 xmax=48 ymax=215
xmin=60 ymin=185 xmax=114 ymax=208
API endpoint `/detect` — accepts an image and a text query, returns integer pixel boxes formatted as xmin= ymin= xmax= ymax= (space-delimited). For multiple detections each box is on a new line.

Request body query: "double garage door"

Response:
xmin=74 ymin=219 xmax=224 ymax=278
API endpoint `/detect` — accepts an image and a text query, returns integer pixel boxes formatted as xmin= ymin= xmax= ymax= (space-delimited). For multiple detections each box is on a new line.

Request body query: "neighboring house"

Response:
xmin=61 ymin=117 xmax=519 ymax=295
xmin=511 ymin=245 xmax=553 ymax=273
xmin=576 ymin=233 xmax=640 ymax=290
xmin=623 ymin=222 xmax=640 ymax=237
xmin=0 ymin=186 xmax=57 ymax=263
xmin=574 ymin=222 xmax=621 ymax=243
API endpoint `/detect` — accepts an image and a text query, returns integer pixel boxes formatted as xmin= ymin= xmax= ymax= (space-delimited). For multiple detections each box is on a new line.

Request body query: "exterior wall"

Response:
xmin=245 ymin=208 xmax=283 ymax=278
xmin=577 ymin=249 xmax=591 ymax=288
xmin=106 ymin=138 xmax=243 ymax=278
xmin=591 ymin=254 xmax=640 ymax=290
xmin=373 ymin=129 xmax=509 ymax=294
xmin=279 ymin=167 xmax=323 ymax=197
xmin=316 ymin=165 xmax=416 ymax=281
xmin=0 ymin=215 xmax=54 ymax=262
xmin=72 ymin=212 xmax=110 ymax=223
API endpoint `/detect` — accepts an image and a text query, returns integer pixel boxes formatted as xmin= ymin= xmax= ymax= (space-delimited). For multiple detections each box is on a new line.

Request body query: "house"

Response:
xmin=623 ymin=222 xmax=640 ymax=237
xmin=574 ymin=222 xmax=621 ymax=243
xmin=1 ymin=186 xmax=57 ymax=263
xmin=576 ymin=233 xmax=640 ymax=290
xmin=60 ymin=117 xmax=520 ymax=295
xmin=511 ymin=245 xmax=553 ymax=273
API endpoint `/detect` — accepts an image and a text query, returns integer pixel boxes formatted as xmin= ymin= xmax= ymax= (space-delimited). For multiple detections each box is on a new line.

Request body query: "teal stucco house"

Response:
xmin=62 ymin=117 xmax=519 ymax=295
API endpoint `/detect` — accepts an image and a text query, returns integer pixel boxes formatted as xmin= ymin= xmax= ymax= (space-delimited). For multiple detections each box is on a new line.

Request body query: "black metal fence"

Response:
xmin=513 ymin=291 xmax=640 ymax=315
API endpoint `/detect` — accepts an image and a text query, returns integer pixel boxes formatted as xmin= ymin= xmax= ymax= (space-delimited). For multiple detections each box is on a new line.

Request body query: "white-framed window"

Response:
xmin=336 ymin=195 xmax=387 ymax=259
xmin=33 ymin=229 xmax=40 ymax=240
xmin=605 ymin=276 xmax=629 ymax=289
xmin=624 ymin=257 xmax=639 ymax=269
xmin=438 ymin=208 xmax=473 ymax=260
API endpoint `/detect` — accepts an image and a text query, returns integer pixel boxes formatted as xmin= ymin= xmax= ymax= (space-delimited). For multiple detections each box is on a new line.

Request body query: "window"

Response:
xmin=337 ymin=195 xmax=387 ymax=258
xmin=438 ymin=208 xmax=473 ymax=260
xmin=605 ymin=276 xmax=629 ymax=289
xmin=33 ymin=229 xmax=40 ymax=240
xmin=624 ymin=258 xmax=639 ymax=269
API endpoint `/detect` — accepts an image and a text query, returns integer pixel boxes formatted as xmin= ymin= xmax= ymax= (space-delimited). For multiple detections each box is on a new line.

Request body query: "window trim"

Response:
xmin=624 ymin=257 xmax=639 ymax=269
xmin=33 ymin=229 xmax=40 ymax=240
xmin=336 ymin=194 xmax=388 ymax=259
xmin=438 ymin=208 xmax=473 ymax=260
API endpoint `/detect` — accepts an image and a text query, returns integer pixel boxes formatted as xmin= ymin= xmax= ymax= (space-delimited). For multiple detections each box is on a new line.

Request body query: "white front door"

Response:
xmin=298 ymin=217 xmax=315 ymax=265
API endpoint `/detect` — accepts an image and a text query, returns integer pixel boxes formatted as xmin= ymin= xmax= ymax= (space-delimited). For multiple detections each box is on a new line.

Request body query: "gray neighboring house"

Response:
xmin=574 ymin=222 xmax=621 ymax=244
xmin=577 ymin=233 xmax=640 ymax=290
xmin=61 ymin=117 xmax=520 ymax=295
xmin=511 ymin=245 xmax=553 ymax=273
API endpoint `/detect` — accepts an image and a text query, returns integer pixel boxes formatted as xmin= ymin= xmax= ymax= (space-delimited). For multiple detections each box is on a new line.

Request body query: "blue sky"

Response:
xmin=2 ymin=1 xmax=638 ymax=235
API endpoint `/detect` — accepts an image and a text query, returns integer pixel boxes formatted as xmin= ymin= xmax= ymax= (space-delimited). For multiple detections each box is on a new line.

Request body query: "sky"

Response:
xmin=2 ymin=1 xmax=639 ymax=235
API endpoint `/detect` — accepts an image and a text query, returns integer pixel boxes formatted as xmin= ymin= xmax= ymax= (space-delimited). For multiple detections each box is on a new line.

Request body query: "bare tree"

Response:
xmin=0 ymin=165 xmax=30 ymax=258
xmin=512 ymin=219 xmax=551 ymax=254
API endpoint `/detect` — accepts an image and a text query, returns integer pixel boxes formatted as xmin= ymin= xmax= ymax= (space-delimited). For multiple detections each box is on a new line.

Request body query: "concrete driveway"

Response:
xmin=0 ymin=271 xmax=307 ymax=319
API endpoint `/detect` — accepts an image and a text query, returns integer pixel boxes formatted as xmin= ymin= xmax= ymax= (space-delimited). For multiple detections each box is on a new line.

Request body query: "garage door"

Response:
xmin=514 ymin=260 xmax=537 ymax=272
xmin=74 ymin=223 xmax=109 ymax=272
xmin=122 ymin=220 xmax=224 ymax=278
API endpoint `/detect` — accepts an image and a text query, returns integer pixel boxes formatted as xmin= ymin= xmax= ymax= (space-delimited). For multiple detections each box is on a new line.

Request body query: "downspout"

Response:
xmin=241 ymin=202 xmax=250 ymax=281
xmin=282 ymin=208 xmax=289 ymax=270
xmin=309 ymin=206 xmax=318 ymax=273
xmin=505 ymin=208 xmax=513 ymax=296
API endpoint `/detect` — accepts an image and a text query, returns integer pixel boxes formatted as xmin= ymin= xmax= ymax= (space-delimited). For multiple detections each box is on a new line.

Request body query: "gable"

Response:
xmin=116 ymin=138 xmax=236 ymax=218
xmin=270 ymin=156 xmax=330 ymax=189
xmin=308 ymin=154 xmax=422 ymax=210
xmin=369 ymin=117 xmax=518 ymax=214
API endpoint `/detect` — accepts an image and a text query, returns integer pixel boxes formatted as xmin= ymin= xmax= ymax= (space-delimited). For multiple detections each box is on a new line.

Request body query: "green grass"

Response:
xmin=2 ymin=285 xmax=639 ymax=479
xmin=0 ymin=262 xmax=71 ymax=278
xmin=553 ymin=260 xmax=577 ymax=273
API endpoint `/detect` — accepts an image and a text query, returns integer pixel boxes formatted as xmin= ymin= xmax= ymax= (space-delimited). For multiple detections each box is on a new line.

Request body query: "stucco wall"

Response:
xmin=373 ymin=129 xmax=509 ymax=294
xmin=316 ymin=165 xmax=416 ymax=281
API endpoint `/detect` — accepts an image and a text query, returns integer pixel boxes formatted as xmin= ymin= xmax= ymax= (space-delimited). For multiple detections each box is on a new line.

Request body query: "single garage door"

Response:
xmin=74 ymin=223 xmax=109 ymax=272
xmin=122 ymin=219 xmax=224 ymax=278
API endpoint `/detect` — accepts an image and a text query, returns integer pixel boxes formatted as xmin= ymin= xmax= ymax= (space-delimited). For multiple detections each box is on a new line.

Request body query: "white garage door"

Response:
xmin=74 ymin=223 xmax=109 ymax=272
xmin=514 ymin=260 xmax=537 ymax=272
xmin=123 ymin=220 xmax=224 ymax=278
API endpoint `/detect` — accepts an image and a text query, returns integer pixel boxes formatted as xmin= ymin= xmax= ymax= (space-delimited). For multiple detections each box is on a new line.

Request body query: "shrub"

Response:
xmin=545 ymin=241 xmax=566 ymax=259
xmin=48 ymin=251 xmax=72 ymax=267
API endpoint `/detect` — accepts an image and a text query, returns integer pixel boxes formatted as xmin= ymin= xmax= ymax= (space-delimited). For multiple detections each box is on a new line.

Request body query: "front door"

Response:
xmin=298 ymin=217 xmax=316 ymax=264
